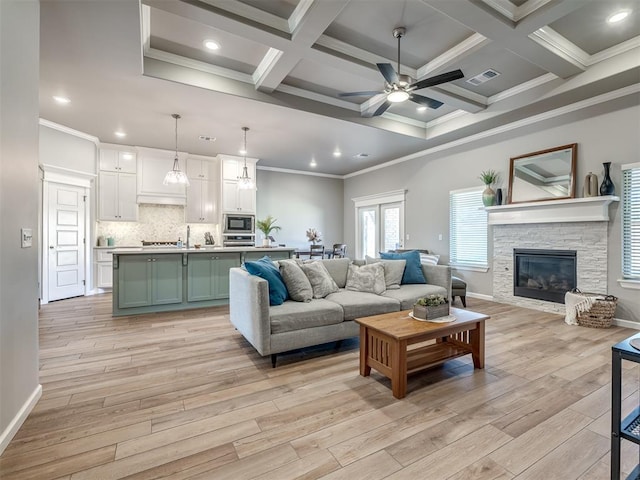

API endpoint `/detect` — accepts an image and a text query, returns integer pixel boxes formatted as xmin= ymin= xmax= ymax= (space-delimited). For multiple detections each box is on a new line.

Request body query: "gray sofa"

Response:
xmin=229 ymin=258 xmax=452 ymax=366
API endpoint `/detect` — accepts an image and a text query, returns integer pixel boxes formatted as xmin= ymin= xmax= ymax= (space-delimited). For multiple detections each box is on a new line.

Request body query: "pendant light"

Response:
xmin=237 ymin=126 xmax=254 ymax=190
xmin=163 ymin=113 xmax=190 ymax=186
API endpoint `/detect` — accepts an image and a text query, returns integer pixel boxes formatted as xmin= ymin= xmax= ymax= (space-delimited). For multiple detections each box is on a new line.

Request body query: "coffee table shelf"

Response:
xmin=406 ymin=343 xmax=470 ymax=374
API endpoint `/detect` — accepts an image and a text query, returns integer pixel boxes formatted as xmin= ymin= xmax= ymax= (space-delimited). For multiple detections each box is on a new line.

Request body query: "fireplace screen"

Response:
xmin=513 ymin=249 xmax=577 ymax=303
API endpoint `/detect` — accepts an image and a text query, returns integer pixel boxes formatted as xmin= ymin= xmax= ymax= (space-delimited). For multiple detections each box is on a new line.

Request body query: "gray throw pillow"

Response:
xmin=300 ymin=261 xmax=339 ymax=298
xmin=346 ymin=263 xmax=386 ymax=295
xmin=365 ymin=256 xmax=406 ymax=290
xmin=279 ymin=259 xmax=313 ymax=302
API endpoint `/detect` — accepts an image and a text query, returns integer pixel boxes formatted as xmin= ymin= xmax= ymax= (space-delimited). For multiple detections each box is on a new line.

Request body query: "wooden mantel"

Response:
xmin=486 ymin=195 xmax=620 ymax=225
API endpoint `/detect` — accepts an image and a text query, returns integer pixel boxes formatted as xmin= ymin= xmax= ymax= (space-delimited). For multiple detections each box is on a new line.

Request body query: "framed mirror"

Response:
xmin=507 ymin=143 xmax=577 ymax=204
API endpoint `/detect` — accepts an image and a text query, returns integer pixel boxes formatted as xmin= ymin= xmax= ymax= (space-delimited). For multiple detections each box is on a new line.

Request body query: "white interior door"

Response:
xmin=358 ymin=206 xmax=377 ymax=258
xmin=381 ymin=202 xmax=403 ymax=252
xmin=48 ymin=183 xmax=86 ymax=301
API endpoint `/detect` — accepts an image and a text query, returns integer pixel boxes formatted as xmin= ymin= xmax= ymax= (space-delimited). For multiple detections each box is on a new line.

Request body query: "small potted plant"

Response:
xmin=256 ymin=215 xmax=281 ymax=247
xmin=413 ymin=294 xmax=449 ymax=320
xmin=479 ymin=169 xmax=499 ymax=206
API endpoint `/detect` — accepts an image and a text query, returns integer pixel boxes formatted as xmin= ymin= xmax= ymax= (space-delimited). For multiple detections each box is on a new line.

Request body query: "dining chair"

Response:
xmin=309 ymin=244 xmax=325 ymax=259
xmin=330 ymin=243 xmax=347 ymax=258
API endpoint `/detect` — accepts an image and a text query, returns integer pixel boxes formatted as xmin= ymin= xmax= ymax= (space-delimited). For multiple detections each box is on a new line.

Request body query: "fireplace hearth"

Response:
xmin=513 ymin=249 xmax=577 ymax=304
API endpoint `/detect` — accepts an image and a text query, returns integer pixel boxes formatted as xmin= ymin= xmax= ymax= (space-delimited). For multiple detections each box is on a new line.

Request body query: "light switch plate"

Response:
xmin=21 ymin=228 xmax=33 ymax=248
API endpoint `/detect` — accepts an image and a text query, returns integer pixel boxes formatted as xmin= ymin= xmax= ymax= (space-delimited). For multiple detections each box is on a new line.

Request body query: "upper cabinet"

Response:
xmin=136 ymin=147 xmax=187 ymax=205
xmin=218 ymin=155 xmax=257 ymax=214
xmin=186 ymin=156 xmax=219 ymax=223
xmin=99 ymin=148 xmax=137 ymax=174
xmin=98 ymin=147 xmax=138 ymax=221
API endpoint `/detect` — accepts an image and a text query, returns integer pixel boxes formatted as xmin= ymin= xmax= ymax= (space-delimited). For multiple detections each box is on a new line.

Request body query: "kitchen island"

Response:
xmin=111 ymin=246 xmax=295 ymax=316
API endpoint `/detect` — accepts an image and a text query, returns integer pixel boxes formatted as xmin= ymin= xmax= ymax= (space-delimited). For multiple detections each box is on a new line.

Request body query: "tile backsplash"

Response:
xmin=96 ymin=204 xmax=220 ymax=247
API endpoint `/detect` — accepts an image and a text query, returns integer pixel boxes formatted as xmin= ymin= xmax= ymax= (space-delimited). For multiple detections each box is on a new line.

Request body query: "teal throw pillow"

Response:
xmin=245 ymin=256 xmax=289 ymax=306
xmin=379 ymin=250 xmax=426 ymax=284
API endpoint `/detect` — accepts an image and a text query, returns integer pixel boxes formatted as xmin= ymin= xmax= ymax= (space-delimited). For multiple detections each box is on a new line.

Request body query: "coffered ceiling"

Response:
xmin=39 ymin=0 xmax=640 ymax=176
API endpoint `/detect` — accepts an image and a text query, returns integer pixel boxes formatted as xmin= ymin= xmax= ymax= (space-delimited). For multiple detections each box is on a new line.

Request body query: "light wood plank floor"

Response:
xmin=1 ymin=295 xmax=639 ymax=479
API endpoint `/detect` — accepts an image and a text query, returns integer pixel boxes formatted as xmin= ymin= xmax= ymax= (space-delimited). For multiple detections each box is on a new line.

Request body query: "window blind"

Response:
xmin=450 ymin=187 xmax=488 ymax=268
xmin=622 ymin=163 xmax=640 ymax=279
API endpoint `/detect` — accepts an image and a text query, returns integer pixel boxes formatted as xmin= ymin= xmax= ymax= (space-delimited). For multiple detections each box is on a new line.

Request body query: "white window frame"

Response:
xmin=353 ymin=190 xmax=406 ymax=259
xmin=449 ymin=186 xmax=489 ymax=272
xmin=618 ymin=162 xmax=640 ymax=290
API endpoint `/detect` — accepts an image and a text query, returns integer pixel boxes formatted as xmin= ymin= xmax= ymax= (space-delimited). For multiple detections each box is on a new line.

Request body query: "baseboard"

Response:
xmin=467 ymin=292 xmax=494 ymax=301
xmin=0 ymin=384 xmax=42 ymax=455
xmin=612 ymin=318 xmax=640 ymax=330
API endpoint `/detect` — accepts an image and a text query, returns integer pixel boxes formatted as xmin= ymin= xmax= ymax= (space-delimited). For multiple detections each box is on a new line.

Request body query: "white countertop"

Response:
xmin=110 ymin=246 xmax=296 ymax=254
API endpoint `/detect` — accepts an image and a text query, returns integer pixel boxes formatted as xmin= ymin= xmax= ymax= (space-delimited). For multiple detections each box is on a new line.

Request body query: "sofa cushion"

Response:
xmin=365 ymin=256 xmax=406 ymax=290
xmin=270 ymin=299 xmax=344 ymax=334
xmin=279 ymin=259 xmax=313 ymax=302
xmin=382 ymin=284 xmax=448 ymax=310
xmin=419 ymin=253 xmax=440 ymax=265
xmin=300 ymin=261 xmax=339 ymax=298
xmin=317 ymin=258 xmax=351 ymax=288
xmin=380 ymin=250 xmax=426 ymax=284
xmin=245 ymin=256 xmax=288 ymax=306
xmin=345 ymin=263 xmax=386 ymax=295
xmin=325 ymin=289 xmax=400 ymax=320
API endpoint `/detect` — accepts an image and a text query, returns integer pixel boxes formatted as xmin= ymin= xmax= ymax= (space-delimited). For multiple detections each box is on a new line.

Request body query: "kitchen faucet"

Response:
xmin=186 ymin=225 xmax=190 ymax=249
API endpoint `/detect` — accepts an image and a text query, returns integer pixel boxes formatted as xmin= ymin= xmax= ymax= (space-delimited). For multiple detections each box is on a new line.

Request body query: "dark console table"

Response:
xmin=611 ymin=333 xmax=640 ymax=480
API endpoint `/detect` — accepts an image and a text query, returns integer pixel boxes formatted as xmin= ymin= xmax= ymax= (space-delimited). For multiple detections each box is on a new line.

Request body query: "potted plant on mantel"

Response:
xmin=479 ymin=169 xmax=499 ymax=207
xmin=413 ymin=294 xmax=449 ymax=320
xmin=256 ymin=215 xmax=281 ymax=247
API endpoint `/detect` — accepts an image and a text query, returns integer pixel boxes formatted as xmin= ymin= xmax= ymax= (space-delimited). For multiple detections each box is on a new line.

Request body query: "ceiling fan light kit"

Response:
xmin=163 ymin=113 xmax=190 ymax=186
xmin=339 ymin=26 xmax=464 ymax=117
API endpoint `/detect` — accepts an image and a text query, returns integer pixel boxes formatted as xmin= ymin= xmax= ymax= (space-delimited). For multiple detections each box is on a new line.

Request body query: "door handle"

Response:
xmin=49 ymin=246 xmax=54 ymax=249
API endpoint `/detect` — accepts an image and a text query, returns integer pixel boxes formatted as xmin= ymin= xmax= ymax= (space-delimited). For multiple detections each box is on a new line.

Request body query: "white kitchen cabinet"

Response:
xmin=98 ymin=171 xmax=138 ymax=221
xmin=218 ymin=155 xmax=257 ymax=214
xmin=95 ymin=248 xmax=113 ymax=289
xmin=99 ymin=148 xmax=136 ymax=173
xmin=137 ymin=147 xmax=186 ymax=205
xmin=186 ymin=156 xmax=219 ymax=223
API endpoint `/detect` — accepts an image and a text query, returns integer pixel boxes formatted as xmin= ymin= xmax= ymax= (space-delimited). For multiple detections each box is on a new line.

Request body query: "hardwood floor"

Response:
xmin=1 ymin=295 xmax=638 ymax=479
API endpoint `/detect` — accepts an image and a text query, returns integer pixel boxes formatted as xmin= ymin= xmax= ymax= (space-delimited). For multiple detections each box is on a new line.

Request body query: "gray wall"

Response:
xmin=0 ymin=0 xmax=40 ymax=450
xmin=39 ymin=125 xmax=97 ymax=174
xmin=257 ymin=170 xmax=344 ymax=250
xmin=344 ymin=96 xmax=640 ymax=323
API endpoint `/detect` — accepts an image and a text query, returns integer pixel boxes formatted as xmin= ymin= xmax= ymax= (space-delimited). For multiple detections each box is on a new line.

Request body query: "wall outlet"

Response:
xmin=21 ymin=228 xmax=33 ymax=248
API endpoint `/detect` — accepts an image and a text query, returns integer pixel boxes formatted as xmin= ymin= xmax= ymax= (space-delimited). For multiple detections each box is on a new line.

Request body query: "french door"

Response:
xmin=357 ymin=200 xmax=404 ymax=258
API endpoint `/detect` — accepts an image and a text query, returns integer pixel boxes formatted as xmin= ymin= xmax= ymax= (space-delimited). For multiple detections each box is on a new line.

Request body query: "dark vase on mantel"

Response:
xmin=599 ymin=161 xmax=615 ymax=196
xmin=496 ymin=188 xmax=503 ymax=206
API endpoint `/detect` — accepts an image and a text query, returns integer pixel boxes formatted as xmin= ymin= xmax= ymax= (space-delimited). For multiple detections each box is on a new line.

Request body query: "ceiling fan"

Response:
xmin=339 ymin=27 xmax=464 ymax=117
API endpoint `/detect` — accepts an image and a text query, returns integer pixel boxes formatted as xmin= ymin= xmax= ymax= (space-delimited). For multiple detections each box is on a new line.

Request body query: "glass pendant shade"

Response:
xmin=387 ymin=90 xmax=409 ymax=103
xmin=237 ymin=126 xmax=254 ymax=189
xmin=163 ymin=113 xmax=189 ymax=186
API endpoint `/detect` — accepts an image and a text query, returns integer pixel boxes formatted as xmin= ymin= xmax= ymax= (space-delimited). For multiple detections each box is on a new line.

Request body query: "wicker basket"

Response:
xmin=572 ymin=289 xmax=618 ymax=328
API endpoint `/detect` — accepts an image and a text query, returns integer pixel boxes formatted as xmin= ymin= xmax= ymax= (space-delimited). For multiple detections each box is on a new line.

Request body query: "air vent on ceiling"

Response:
xmin=353 ymin=153 xmax=369 ymax=159
xmin=199 ymin=135 xmax=216 ymax=142
xmin=466 ymin=69 xmax=501 ymax=86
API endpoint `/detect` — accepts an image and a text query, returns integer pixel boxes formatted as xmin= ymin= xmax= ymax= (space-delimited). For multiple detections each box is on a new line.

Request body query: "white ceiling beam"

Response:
xmin=254 ymin=0 xmax=349 ymax=93
xmin=422 ymin=0 xmax=587 ymax=78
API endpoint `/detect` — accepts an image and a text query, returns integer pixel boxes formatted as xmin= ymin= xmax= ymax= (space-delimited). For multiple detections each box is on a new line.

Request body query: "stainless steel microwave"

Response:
xmin=224 ymin=214 xmax=254 ymax=233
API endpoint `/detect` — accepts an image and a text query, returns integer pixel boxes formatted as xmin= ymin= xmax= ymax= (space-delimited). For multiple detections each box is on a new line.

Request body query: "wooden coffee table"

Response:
xmin=356 ymin=307 xmax=488 ymax=399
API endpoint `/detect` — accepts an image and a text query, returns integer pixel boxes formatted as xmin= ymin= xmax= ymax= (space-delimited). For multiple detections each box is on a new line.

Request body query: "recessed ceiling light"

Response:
xmin=239 ymin=148 xmax=247 ymax=155
xmin=114 ymin=131 xmax=127 ymax=138
xmin=203 ymin=39 xmax=220 ymax=50
xmin=310 ymin=159 xmax=317 ymax=167
xmin=333 ymin=150 xmax=342 ymax=157
xmin=416 ymin=106 xmax=427 ymax=112
xmin=608 ymin=10 xmax=630 ymax=23
xmin=122 ymin=153 xmax=133 ymax=160
xmin=53 ymin=96 xmax=70 ymax=104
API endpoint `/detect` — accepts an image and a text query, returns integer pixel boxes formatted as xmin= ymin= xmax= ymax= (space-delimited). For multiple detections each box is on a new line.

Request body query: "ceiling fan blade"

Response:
xmin=410 ymin=94 xmax=444 ymax=109
xmin=372 ymin=100 xmax=392 ymax=117
xmin=362 ymin=96 xmax=391 ymax=118
xmin=377 ymin=63 xmax=399 ymax=84
xmin=409 ymin=69 xmax=464 ymax=91
xmin=338 ymin=90 xmax=383 ymax=97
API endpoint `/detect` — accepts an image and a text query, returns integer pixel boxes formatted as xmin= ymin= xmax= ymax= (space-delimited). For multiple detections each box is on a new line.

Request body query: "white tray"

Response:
xmin=408 ymin=313 xmax=457 ymax=323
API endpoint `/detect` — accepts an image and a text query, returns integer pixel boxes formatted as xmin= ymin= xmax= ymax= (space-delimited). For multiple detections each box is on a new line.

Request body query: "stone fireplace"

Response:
xmin=513 ymin=248 xmax=576 ymax=303
xmin=487 ymin=197 xmax=617 ymax=314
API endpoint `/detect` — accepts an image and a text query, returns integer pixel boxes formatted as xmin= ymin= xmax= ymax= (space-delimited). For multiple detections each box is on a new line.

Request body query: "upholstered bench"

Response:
xmin=452 ymin=276 xmax=467 ymax=307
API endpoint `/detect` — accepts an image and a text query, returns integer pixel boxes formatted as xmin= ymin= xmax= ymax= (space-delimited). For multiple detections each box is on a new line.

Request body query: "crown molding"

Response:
xmin=39 ymin=119 xmax=100 ymax=144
